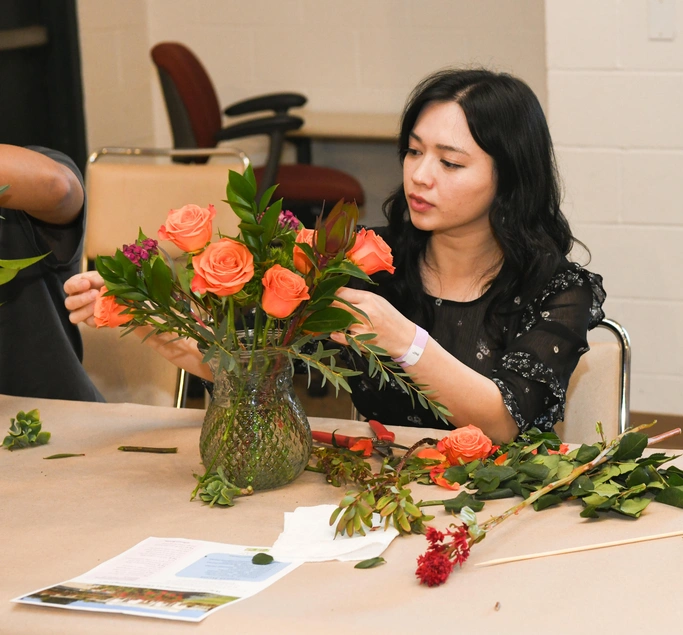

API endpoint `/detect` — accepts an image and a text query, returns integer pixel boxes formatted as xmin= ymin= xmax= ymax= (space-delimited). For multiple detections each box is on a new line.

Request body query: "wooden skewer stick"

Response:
xmin=475 ymin=530 xmax=683 ymax=568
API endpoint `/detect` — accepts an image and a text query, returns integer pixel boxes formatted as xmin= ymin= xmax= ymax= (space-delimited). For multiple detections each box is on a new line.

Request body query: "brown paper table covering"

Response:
xmin=1 ymin=394 xmax=682 ymax=634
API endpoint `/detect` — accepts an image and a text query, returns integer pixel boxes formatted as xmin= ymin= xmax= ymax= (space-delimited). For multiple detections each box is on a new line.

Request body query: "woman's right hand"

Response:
xmin=64 ymin=270 xmax=104 ymax=328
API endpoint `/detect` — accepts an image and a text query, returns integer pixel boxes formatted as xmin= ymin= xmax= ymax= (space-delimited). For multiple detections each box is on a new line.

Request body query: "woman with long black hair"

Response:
xmin=333 ymin=69 xmax=605 ymax=443
xmin=64 ymin=68 xmax=604 ymax=444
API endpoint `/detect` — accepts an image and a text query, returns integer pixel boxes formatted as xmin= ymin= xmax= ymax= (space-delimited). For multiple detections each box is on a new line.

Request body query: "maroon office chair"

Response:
xmin=150 ymin=42 xmax=365 ymax=227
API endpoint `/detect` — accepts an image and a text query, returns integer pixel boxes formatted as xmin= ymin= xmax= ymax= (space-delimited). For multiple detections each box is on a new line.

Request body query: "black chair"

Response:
xmin=151 ymin=42 xmax=364 ymax=227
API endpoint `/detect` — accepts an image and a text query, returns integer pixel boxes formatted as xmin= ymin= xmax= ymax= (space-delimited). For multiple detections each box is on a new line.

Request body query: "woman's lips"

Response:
xmin=408 ymin=194 xmax=434 ymax=213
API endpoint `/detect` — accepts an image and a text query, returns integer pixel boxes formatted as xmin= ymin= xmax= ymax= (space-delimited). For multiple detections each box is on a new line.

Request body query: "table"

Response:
xmin=289 ymin=111 xmax=400 ymax=143
xmin=286 ymin=111 xmax=400 ymax=164
xmin=2 ymin=394 xmax=682 ymax=634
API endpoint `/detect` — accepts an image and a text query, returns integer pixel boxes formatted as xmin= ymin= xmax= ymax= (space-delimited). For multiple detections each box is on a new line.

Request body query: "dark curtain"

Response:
xmin=0 ymin=0 xmax=86 ymax=171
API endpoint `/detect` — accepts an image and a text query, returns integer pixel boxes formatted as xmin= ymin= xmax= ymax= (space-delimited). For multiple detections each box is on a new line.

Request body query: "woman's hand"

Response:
xmin=330 ymin=287 xmax=416 ymax=359
xmin=64 ymin=270 xmax=104 ymax=327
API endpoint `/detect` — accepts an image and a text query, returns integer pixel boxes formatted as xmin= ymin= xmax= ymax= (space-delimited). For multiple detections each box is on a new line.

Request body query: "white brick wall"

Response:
xmin=546 ymin=0 xmax=683 ymax=414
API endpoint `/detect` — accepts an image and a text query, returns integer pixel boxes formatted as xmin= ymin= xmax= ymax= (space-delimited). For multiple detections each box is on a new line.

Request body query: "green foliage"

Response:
xmin=354 ymin=557 xmax=386 ymax=569
xmin=194 ymin=467 xmax=254 ymax=507
xmin=251 ymin=553 xmax=274 ymax=565
xmin=0 ymin=253 xmax=49 ymax=286
xmin=94 ymin=168 xmax=448 ymax=426
xmin=3 ymin=409 xmax=50 ymax=450
xmin=435 ymin=427 xmax=682 ymax=520
xmin=308 ymin=445 xmax=374 ymax=487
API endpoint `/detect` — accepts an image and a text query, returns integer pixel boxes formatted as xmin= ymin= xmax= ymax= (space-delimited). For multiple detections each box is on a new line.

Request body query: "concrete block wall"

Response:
xmin=76 ymin=0 xmax=156 ymax=150
xmin=546 ymin=0 xmax=683 ymax=414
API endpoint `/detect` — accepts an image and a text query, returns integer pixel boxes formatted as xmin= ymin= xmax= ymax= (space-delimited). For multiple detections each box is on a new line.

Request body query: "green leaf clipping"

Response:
xmin=354 ymin=557 xmax=386 ymax=569
xmin=251 ymin=553 xmax=274 ymax=565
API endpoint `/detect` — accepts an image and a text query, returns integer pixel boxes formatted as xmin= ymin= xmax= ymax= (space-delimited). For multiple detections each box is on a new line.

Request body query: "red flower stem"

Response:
xmin=648 ymin=428 xmax=681 ymax=446
xmin=394 ymin=437 xmax=439 ymax=474
xmin=479 ymin=422 xmax=661 ymax=533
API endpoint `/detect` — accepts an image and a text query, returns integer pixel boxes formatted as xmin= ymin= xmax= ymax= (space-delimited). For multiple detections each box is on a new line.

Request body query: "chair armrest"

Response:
xmin=215 ymin=114 xmax=304 ymax=143
xmin=224 ymin=93 xmax=307 ymax=117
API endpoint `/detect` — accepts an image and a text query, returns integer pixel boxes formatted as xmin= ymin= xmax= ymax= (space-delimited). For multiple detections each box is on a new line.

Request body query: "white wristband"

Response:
xmin=391 ymin=325 xmax=429 ymax=369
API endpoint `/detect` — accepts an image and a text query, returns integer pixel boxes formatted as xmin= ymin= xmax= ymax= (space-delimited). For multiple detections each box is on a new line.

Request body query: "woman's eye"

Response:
xmin=441 ymin=160 xmax=462 ymax=169
xmin=405 ymin=147 xmax=420 ymax=157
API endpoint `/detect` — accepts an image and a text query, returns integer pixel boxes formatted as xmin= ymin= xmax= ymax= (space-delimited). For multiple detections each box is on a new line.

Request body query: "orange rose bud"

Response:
xmin=93 ymin=286 xmax=134 ymax=328
xmin=261 ymin=265 xmax=310 ymax=318
xmin=436 ymin=425 xmax=494 ymax=466
xmin=158 ymin=203 xmax=215 ymax=253
xmin=191 ymin=238 xmax=254 ymax=297
xmin=293 ymin=227 xmax=316 ymax=274
xmin=347 ymin=228 xmax=395 ymax=275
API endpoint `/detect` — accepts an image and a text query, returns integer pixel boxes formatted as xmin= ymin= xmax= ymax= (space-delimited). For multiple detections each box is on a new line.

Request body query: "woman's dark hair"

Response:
xmin=382 ymin=68 xmax=579 ymax=339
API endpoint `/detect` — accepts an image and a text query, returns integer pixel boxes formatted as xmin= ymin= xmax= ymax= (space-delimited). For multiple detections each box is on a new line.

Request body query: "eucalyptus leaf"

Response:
xmin=354 ymin=557 xmax=386 ymax=569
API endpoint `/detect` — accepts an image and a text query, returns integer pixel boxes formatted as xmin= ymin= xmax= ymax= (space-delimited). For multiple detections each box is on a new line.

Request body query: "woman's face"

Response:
xmin=403 ymin=100 xmax=497 ymax=237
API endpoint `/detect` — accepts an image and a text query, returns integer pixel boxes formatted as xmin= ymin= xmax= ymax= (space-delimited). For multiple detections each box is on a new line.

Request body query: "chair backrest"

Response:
xmin=84 ymin=147 xmax=247 ymax=265
xmin=82 ymin=147 xmax=247 ymax=407
xmin=554 ymin=318 xmax=631 ymax=444
xmin=151 ymin=42 xmax=222 ymax=149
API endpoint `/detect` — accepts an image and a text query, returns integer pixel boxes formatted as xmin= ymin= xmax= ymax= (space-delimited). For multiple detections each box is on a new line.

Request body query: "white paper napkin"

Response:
xmin=270 ymin=504 xmax=399 ymax=562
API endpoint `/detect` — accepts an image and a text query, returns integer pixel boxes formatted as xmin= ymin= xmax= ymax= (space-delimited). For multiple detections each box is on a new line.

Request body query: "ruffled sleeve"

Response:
xmin=491 ymin=264 xmax=606 ymax=434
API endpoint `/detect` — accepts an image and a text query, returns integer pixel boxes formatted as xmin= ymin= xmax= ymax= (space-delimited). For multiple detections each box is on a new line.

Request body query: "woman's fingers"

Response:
xmin=63 ymin=270 xmax=104 ymax=295
xmin=64 ymin=272 xmax=104 ymax=326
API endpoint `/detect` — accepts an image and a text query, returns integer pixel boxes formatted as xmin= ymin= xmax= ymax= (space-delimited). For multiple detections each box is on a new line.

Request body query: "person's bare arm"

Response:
xmin=0 ymin=145 xmax=84 ymax=224
xmin=331 ymin=287 xmax=519 ymax=444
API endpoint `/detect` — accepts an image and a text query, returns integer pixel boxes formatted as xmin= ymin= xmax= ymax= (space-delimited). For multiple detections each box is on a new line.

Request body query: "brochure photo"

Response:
xmin=13 ymin=537 xmax=300 ymax=622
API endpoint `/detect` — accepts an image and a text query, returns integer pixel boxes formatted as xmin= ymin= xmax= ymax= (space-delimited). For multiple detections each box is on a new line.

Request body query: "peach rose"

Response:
xmin=261 ymin=265 xmax=310 ymax=318
xmin=347 ymin=229 xmax=395 ymax=275
xmin=158 ymin=203 xmax=216 ymax=253
xmin=293 ymin=228 xmax=316 ymax=274
xmin=93 ymin=286 xmax=134 ymax=328
xmin=191 ymin=238 xmax=254 ymax=296
xmin=437 ymin=425 xmax=494 ymax=466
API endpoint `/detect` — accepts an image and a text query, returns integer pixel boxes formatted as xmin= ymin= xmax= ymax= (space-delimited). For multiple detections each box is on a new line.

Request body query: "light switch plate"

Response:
xmin=648 ymin=0 xmax=676 ymax=41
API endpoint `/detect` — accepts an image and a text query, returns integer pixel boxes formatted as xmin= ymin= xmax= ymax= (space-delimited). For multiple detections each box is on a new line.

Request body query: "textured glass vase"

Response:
xmin=199 ymin=349 xmax=312 ymax=491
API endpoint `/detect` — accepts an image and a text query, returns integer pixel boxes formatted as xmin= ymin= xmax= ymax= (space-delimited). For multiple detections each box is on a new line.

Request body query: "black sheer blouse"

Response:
xmin=346 ymin=255 xmax=606 ymax=434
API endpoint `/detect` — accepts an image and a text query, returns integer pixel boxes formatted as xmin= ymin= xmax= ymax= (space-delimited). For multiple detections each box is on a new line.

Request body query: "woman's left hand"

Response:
xmin=330 ymin=287 xmax=416 ymax=359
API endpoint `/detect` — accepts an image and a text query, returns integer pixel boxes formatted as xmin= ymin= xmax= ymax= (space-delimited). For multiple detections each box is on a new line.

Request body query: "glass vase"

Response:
xmin=199 ymin=349 xmax=312 ymax=491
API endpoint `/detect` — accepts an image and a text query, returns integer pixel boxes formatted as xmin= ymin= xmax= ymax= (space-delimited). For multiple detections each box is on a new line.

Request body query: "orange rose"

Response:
xmin=293 ymin=228 xmax=316 ymax=274
xmin=93 ymin=286 xmax=134 ymax=328
xmin=158 ymin=203 xmax=216 ymax=253
xmin=347 ymin=229 xmax=395 ymax=275
xmin=437 ymin=425 xmax=494 ymax=466
xmin=261 ymin=265 xmax=310 ymax=318
xmin=191 ymin=238 xmax=254 ymax=296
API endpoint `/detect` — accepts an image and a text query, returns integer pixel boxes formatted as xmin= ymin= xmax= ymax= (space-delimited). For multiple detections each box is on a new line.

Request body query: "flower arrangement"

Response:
xmin=93 ymin=166 xmax=448 ymax=491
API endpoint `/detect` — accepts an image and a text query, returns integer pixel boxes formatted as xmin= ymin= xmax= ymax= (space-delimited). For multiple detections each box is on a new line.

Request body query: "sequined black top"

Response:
xmin=346 ymin=238 xmax=606 ymax=434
